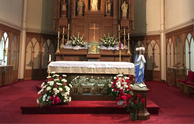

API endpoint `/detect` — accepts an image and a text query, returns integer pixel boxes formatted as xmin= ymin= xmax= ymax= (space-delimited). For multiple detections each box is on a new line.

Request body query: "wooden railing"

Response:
xmin=0 ymin=65 xmax=13 ymax=86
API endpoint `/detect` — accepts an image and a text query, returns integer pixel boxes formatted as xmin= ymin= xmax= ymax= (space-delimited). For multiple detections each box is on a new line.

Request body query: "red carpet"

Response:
xmin=1 ymin=80 xmax=194 ymax=123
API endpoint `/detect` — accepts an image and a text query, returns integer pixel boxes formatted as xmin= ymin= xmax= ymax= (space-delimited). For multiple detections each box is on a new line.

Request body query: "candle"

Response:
xmin=68 ymin=24 xmax=70 ymax=30
xmin=118 ymin=25 xmax=120 ymax=31
xmin=128 ymin=33 xmax=130 ymax=39
xmin=119 ymin=43 xmax=121 ymax=49
xmin=49 ymin=54 xmax=51 ymax=61
xmin=58 ymin=31 xmax=60 ymax=38
xmin=63 ymin=28 xmax=64 ymax=34
xmin=124 ymin=29 xmax=125 ymax=35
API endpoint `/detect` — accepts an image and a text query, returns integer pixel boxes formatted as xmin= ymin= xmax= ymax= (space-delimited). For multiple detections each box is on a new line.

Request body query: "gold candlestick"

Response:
xmin=124 ymin=28 xmax=126 ymax=49
xmin=127 ymin=38 xmax=131 ymax=54
xmin=118 ymin=25 xmax=121 ymax=62
xmin=127 ymin=33 xmax=131 ymax=54
xmin=61 ymin=28 xmax=65 ymax=48
xmin=67 ymin=24 xmax=70 ymax=42
xmin=55 ymin=31 xmax=60 ymax=53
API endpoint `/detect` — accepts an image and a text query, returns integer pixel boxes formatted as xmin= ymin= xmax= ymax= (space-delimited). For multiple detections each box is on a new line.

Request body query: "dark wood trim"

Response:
xmin=0 ymin=24 xmax=20 ymax=34
xmin=166 ymin=25 xmax=193 ymax=38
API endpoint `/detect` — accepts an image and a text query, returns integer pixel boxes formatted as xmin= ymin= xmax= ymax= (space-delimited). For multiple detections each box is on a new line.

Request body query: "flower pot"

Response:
xmin=117 ymin=100 xmax=124 ymax=106
xmin=130 ymin=109 xmax=137 ymax=121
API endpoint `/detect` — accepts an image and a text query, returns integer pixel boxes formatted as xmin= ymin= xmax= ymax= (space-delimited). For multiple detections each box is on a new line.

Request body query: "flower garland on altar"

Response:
xmin=70 ymin=33 xmax=86 ymax=47
xmin=37 ymin=72 xmax=72 ymax=108
xmin=100 ymin=34 xmax=119 ymax=47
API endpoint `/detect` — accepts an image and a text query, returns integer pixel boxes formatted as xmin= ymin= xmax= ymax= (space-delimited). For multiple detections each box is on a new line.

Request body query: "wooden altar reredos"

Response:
xmin=53 ymin=0 xmax=134 ymax=62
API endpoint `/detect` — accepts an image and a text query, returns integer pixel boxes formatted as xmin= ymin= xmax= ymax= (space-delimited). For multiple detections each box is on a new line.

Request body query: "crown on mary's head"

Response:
xmin=136 ymin=47 xmax=145 ymax=51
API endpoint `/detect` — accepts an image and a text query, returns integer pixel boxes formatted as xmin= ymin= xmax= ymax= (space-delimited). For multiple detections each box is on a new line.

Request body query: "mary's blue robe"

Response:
xmin=134 ymin=54 xmax=146 ymax=84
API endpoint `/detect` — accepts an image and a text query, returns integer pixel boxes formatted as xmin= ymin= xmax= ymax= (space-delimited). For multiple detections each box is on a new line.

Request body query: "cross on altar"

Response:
xmin=89 ymin=23 xmax=99 ymax=40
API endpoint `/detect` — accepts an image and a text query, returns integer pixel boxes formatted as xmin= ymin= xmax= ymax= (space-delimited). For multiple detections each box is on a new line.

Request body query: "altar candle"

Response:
xmin=58 ymin=31 xmax=60 ymax=38
xmin=63 ymin=28 xmax=64 ymax=34
xmin=124 ymin=29 xmax=125 ymax=35
xmin=119 ymin=43 xmax=121 ymax=49
xmin=128 ymin=33 xmax=130 ymax=39
xmin=118 ymin=25 xmax=120 ymax=31
xmin=68 ymin=24 xmax=70 ymax=30
xmin=49 ymin=54 xmax=51 ymax=61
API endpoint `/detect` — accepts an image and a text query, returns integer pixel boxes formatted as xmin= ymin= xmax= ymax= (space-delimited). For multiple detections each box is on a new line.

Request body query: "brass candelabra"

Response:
xmin=55 ymin=31 xmax=60 ymax=53
xmin=127 ymin=33 xmax=131 ymax=54
xmin=118 ymin=25 xmax=121 ymax=62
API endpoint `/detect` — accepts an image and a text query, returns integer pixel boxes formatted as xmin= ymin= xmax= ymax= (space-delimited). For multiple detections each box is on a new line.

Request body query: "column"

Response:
xmin=72 ymin=0 xmax=76 ymax=18
xmin=160 ymin=0 xmax=166 ymax=81
xmin=18 ymin=0 xmax=27 ymax=80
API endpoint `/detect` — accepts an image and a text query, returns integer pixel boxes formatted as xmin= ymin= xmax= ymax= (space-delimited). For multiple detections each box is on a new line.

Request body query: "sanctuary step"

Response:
xmin=21 ymin=99 xmax=159 ymax=114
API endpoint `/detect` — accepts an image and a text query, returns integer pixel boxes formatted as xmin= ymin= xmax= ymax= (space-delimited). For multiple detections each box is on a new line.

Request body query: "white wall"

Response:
xmin=0 ymin=0 xmax=23 ymax=27
xmin=26 ymin=0 xmax=42 ymax=32
xmin=27 ymin=0 xmax=55 ymax=33
xmin=146 ymin=0 xmax=161 ymax=34
xmin=165 ymin=0 xmax=194 ymax=30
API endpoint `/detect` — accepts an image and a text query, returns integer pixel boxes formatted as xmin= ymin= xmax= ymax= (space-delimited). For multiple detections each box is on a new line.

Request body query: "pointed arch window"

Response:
xmin=175 ymin=36 xmax=182 ymax=67
xmin=185 ymin=33 xmax=194 ymax=71
xmin=0 ymin=32 xmax=9 ymax=65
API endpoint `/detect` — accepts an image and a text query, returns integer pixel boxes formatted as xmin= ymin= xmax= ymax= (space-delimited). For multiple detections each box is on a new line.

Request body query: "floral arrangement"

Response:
xmin=109 ymin=73 xmax=145 ymax=111
xmin=108 ymin=73 xmax=133 ymax=102
xmin=100 ymin=34 xmax=119 ymax=47
xmin=37 ymin=72 xmax=72 ymax=108
xmin=70 ymin=33 xmax=85 ymax=47
xmin=124 ymin=94 xmax=145 ymax=112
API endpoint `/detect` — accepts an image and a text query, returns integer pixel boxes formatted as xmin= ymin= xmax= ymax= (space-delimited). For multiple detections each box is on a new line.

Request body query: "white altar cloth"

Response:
xmin=48 ymin=61 xmax=135 ymax=75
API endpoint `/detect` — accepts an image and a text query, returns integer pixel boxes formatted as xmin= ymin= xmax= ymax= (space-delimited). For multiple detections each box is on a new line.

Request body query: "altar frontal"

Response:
xmin=48 ymin=61 xmax=135 ymax=75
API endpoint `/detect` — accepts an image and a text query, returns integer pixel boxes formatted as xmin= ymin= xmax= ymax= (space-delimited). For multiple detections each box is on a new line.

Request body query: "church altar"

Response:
xmin=48 ymin=61 xmax=134 ymax=75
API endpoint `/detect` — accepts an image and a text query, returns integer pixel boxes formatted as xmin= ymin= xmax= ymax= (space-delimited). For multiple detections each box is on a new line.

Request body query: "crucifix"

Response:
xmin=89 ymin=23 xmax=99 ymax=41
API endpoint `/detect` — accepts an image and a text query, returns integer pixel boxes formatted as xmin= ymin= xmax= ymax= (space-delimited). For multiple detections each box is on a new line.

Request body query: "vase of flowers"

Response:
xmin=124 ymin=94 xmax=145 ymax=121
xmin=37 ymin=72 xmax=72 ymax=108
xmin=130 ymin=108 xmax=138 ymax=121
xmin=108 ymin=73 xmax=133 ymax=105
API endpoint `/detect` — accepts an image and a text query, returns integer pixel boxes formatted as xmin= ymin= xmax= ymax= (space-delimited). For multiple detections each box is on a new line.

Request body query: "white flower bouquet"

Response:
xmin=37 ymin=72 xmax=72 ymax=108
xmin=70 ymin=33 xmax=85 ymax=47
xmin=100 ymin=34 xmax=119 ymax=47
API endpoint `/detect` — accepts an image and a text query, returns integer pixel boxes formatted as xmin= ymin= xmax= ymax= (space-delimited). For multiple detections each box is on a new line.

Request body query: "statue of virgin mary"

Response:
xmin=134 ymin=47 xmax=146 ymax=88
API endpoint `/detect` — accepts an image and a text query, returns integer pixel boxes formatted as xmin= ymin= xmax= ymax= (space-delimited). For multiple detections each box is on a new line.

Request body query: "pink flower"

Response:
xmin=141 ymin=98 xmax=145 ymax=103
xmin=50 ymin=96 xmax=61 ymax=105
xmin=137 ymin=94 xmax=141 ymax=98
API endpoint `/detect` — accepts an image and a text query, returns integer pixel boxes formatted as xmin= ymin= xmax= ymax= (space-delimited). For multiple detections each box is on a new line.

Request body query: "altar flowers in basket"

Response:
xmin=108 ymin=73 xmax=133 ymax=105
xmin=37 ymin=72 xmax=72 ymax=108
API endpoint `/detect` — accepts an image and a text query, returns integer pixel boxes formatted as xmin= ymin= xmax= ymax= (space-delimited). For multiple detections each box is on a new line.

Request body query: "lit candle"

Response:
xmin=58 ymin=31 xmax=60 ymax=38
xmin=49 ymin=54 xmax=51 ymax=61
xmin=63 ymin=28 xmax=64 ymax=34
xmin=128 ymin=33 xmax=130 ymax=39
